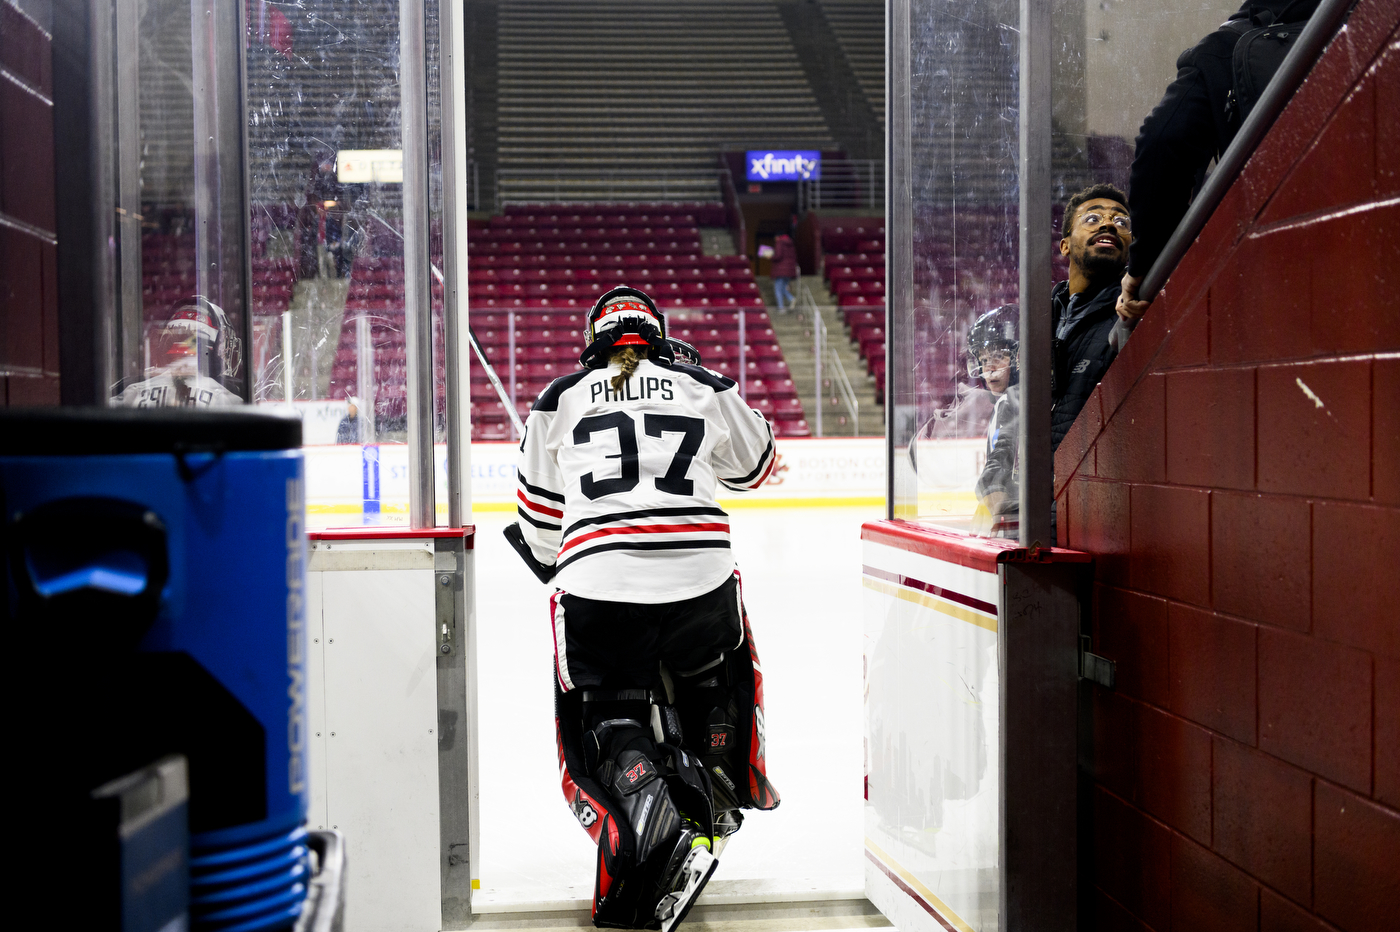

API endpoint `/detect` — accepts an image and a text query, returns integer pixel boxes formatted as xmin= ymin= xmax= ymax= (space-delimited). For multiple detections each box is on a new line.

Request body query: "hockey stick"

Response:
xmin=363 ymin=209 xmax=526 ymax=436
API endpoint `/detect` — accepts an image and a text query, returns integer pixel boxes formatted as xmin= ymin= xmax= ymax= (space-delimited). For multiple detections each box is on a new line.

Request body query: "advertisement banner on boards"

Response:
xmin=302 ymin=437 xmax=887 ymax=524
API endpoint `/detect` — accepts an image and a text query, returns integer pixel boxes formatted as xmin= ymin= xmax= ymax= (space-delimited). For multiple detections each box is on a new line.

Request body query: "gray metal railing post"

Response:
xmin=356 ymin=314 xmax=375 ymax=443
xmin=401 ymin=0 xmax=436 ymax=527
xmin=114 ymin=0 xmax=142 ymax=396
xmin=441 ymin=0 xmax=470 ymax=526
xmin=813 ymin=294 xmax=823 ymax=438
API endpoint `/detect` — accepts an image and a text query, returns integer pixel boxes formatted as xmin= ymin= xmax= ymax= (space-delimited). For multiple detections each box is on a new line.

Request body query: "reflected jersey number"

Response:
xmin=573 ymin=412 xmax=705 ymax=500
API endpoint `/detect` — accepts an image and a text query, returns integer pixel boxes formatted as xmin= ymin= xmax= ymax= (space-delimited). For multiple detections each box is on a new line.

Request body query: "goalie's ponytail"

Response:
xmin=609 ymin=346 xmax=643 ymax=392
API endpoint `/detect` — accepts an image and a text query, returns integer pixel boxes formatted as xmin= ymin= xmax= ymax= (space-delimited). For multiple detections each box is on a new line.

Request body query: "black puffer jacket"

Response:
xmin=1127 ymin=0 xmax=1322 ymax=276
xmin=1050 ymin=279 xmax=1120 ymax=451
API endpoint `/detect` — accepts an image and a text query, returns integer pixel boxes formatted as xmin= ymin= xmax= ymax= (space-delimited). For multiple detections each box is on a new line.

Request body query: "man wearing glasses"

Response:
xmin=1052 ymin=184 xmax=1134 ymax=452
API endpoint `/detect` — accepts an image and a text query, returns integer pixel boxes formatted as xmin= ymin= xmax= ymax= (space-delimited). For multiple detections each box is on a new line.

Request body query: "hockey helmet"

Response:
xmin=965 ymin=304 xmax=1018 ymax=381
xmin=149 ymin=296 xmax=242 ymax=380
xmin=580 ymin=286 xmax=668 ymax=369
xmin=665 ymin=337 xmax=703 ymax=367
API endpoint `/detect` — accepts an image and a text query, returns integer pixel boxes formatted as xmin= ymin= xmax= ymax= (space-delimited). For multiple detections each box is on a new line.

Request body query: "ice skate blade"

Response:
xmin=655 ymin=848 xmax=718 ymax=932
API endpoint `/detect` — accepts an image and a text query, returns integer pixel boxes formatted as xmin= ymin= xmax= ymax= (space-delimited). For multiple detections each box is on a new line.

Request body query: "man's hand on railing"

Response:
xmin=1116 ymin=271 xmax=1151 ymax=323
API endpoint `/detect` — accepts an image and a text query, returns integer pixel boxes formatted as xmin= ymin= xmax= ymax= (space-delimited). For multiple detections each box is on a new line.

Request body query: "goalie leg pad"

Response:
xmin=669 ymin=570 xmax=779 ymax=812
xmin=560 ymin=683 xmax=719 ymax=929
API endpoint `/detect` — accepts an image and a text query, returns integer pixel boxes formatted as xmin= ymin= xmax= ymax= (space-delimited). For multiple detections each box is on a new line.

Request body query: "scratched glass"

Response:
xmin=887 ymin=0 xmax=1023 ymax=553
xmin=101 ymin=0 xmax=250 ymax=408
xmin=877 ymin=4 xmax=1247 ymax=924
xmin=242 ymin=0 xmax=450 ymax=525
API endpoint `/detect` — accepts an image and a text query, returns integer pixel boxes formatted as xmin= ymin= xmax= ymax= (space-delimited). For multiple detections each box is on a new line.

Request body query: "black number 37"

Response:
xmin=573 ymin=413 xmax=705 ymax=500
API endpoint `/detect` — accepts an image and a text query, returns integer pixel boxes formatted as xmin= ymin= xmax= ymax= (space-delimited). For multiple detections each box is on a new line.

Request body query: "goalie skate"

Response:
xmin=655 ymin=845 xmax=718 ymax=932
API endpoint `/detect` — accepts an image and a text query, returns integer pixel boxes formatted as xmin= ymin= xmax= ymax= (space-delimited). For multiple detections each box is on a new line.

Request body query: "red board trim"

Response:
xmin=861 ymin=565 xmax=997 ymax=616
xmin=309 ymin=526 xmax=476 ymax=546
xmin=861 ymin=519 xmax=1090 ymax=571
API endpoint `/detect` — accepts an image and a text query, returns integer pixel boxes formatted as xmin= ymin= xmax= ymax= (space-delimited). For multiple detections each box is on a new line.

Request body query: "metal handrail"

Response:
xmin=798 ymin=279 xmax=859 ymax=436
xmin=797 ymin=158 xmax=885 ymax=213
xmin=717 ymin=164 xmax=747 ymax=261
xmin=825 ymin=333 xmax=860 ymax=436
xmin=1139 ymin=0 xmax=1355 ymax=303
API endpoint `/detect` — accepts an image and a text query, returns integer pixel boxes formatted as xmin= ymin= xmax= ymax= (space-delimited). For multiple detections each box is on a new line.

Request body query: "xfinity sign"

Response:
xmin=746 ymin=150 xmax=821 ymax=181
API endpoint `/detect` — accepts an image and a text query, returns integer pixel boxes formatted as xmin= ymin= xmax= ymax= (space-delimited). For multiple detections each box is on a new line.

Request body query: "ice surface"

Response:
xmin=472 ymin=505 xmax=881 ymax=908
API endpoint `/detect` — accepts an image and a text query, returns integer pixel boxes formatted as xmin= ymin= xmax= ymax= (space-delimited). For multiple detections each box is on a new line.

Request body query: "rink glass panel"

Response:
xmin=243 ymin=0 xmax=451 ymax=523
xmin=887 ymin=0 xmax=1021 ymax=532
xmin=886 ymin=0 xmax=1241 ymax=528
xmin=105 ymin=0 xmax=250 ymax=404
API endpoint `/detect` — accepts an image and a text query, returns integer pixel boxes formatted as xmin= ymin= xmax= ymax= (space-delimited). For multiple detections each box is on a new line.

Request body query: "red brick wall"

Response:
xmin=1054 ymin=2 xmax=1400 ymax=929
xmin=0 ymin=0 xmax=59 ymax=404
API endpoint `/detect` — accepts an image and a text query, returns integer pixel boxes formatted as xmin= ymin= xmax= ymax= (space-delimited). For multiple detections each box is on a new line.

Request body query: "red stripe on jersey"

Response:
xmin=753 ymin=451 xmax=777 ymax=487
xmin=559 ymin=521 xmax=731 ymax=555
xmin=518 ymin=489 xmax=564 ymax=518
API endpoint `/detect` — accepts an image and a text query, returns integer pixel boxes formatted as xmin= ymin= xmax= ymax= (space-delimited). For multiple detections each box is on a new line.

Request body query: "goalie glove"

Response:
xmin=503 ymin=522 xmax=557 ymax=584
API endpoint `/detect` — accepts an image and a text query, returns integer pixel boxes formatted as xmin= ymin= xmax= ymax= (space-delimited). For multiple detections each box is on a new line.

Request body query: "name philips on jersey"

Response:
xmin=590 ymin=377 xmax=674 ymax=404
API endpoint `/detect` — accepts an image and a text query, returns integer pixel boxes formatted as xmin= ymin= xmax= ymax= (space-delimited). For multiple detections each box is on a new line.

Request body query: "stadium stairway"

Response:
xmin=817 ymin=0 xmax=885 ymax=131
xmin=774 ymin=0 xmax=883 ymax=160
xmin=764 ymin=276 xmax=882 ymax=437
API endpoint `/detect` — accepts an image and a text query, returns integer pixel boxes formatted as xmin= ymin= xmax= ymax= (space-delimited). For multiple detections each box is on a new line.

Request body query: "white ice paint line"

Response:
xmin=1296 ymin=377 xmax=1327 ymax=409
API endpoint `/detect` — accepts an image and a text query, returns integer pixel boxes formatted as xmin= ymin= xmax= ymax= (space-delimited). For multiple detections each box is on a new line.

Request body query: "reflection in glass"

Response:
xmin=108 ymin=0 xmax=251 ymax=407
xmin=889 ymin=0 xmax=1239 ymax=529
xmin=889 ymin=0 xmax=1023 ymax=532
xmin=240 ymin=1 xmax=450 ymax=524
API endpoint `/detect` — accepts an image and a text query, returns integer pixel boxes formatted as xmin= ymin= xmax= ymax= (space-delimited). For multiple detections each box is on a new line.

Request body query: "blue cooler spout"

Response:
xmin=2 ymin=409 xmax=310 ymax=931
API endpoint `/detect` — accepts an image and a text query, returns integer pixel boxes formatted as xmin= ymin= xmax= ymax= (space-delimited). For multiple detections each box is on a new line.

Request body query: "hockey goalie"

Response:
xmin=504 ymin=287 xmax=781 ymax=930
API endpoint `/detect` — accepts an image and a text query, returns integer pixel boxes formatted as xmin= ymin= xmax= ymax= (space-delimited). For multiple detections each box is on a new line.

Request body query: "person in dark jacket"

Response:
xmin=1053 ymin=184 xmax=1133 ymax=452
xmin=770 ymin=234 xmax=798 ymax=311
xmin=1117 ymin=0 xmax=1321 ymax=321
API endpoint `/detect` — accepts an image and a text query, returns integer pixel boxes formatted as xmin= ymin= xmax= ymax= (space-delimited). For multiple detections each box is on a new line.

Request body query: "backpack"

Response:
xmin=1222 ymin=3 xmax=1316 ymax=126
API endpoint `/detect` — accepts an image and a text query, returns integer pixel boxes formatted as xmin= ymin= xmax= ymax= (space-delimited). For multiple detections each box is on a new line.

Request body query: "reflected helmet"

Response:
xmin=580 ymin=286 xmax=667 ymax=369
xmin=965 ymin=304 xmax=1018 ymax=380
xmin=151 ymin=296 xmax=241 ymax=379
xmin=665 ymin=338 xmax=703 ymax=366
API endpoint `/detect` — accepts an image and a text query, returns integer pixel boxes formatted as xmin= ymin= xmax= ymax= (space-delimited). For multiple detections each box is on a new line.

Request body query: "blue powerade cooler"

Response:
xmin=0 ymin=409 xmax=310 ymax=932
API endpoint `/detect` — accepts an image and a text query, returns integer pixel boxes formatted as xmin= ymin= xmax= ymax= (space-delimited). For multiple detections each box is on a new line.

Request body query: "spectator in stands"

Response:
xmin=1053 ymin=183 xmax=1133 ymax=452
xmin=1118 ymin=0 xmax=1321 ymax=321
xmin=770 ymin=233 xmax=798 ymax=312
xmin=336 ymin=396 xmax=361 ymax=444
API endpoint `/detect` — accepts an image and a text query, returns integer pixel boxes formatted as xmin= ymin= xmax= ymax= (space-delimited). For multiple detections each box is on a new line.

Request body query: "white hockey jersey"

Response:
xmin=118 ymin=373 xmax=242 ymax=408
xmin=516 ymin=357 xmax=777 ymax=603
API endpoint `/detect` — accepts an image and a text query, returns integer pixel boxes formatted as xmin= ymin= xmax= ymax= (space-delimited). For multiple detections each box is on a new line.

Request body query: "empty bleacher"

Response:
xmin=818 ymin=1 xmax=885 ymax=129
xmin=816 ymin=218 xmax=887 ymax=398
xmin=326 ymin=203 xmax=810 ymax=440
xmin=494 ymin=0 xmax=837 ymax=205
